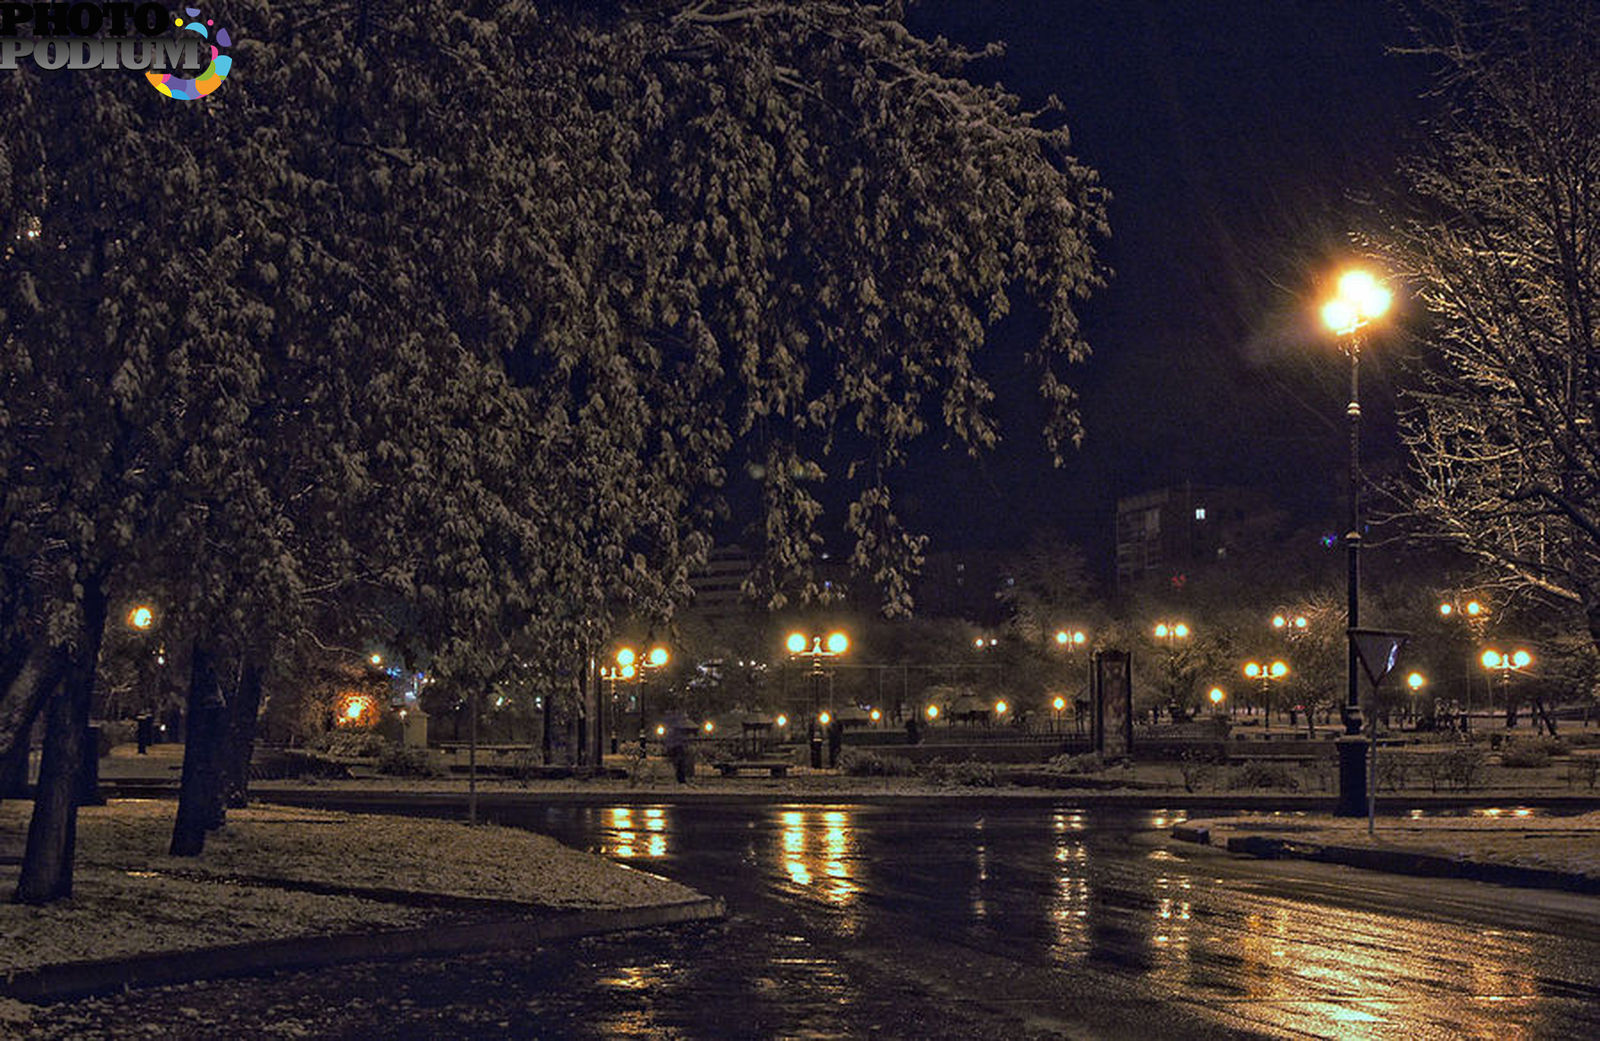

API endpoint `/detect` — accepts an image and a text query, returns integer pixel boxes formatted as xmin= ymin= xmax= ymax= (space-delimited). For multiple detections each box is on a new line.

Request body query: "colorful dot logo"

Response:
xmin=147 ymin=8 xmax=231 ymax=100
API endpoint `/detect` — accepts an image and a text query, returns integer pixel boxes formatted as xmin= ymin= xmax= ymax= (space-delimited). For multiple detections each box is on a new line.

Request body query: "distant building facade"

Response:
xmin=686 ymin=544 xmax=755 ymax=620
xmin=1114 ymin=484 xmax=1275 ymax=593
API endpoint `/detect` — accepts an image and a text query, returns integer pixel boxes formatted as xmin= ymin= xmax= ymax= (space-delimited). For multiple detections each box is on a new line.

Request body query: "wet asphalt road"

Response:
xmin=23 ymin=800 xmax=1600 ymax=1039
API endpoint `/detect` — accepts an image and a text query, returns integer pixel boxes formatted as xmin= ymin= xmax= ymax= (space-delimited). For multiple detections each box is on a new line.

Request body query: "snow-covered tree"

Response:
xmin=1 ymin=0 xmax=1107 ymax=898
xmin=1375 ymin=0 xmax=1600 ymax=653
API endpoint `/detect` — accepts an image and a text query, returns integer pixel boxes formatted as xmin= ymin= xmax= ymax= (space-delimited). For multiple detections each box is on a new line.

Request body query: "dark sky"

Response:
xmin=895 ymin=0 xmax=1435 ymax=564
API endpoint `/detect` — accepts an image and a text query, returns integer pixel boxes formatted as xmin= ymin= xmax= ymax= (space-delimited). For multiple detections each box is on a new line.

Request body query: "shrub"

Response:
xmin=1500 ymin=738 xmax=1563 ymax=768
xmin=919 ymin=759 xmax=998 ymax=787
xmin=1177 ymin=750 xmax=1215 ymax=793
xmin=377 ymin=745 xmax=442 ymax=778
xmin=839 ymin=748 xmax=914 ymax=777
xmin=308 ymin=729 xmax=388 ymax=758
xmin=1443 ymin=744 xmax=1487 ymax=791
xmin=1045 ymin=752 xmax=1108 ymax=775
xmin=1415 ymin=755 xmax=1447 ymax=793
xmin=1227 ymin=761 xmax=1300 ymax=791
xmin=1568 ymin=754 xmax=1600 ymax=790
xmin=1376 ymin=754 xmax=1410 ymax=792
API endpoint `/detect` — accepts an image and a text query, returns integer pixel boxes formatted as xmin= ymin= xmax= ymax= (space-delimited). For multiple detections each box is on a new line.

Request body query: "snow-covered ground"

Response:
xmin=0 ymin=800 xmax=699 ymax=978
xmin=1188 ymin=809 xmax=1600 ymax=877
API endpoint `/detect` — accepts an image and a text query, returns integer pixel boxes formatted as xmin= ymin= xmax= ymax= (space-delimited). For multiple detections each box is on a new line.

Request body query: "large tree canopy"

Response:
xmin=1376 ymin=0 xmax=1600 ymax=649
xmin=0 ymin=0 xmax=1106 ymax=896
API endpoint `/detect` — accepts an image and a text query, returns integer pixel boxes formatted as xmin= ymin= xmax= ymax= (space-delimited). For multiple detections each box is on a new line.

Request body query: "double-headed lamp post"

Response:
xmin=1322 ymin=268 xmax=1392 ymax=816
xmin=787 ymin=630 xmax=849 ymax=767
xmin=1481 ymin=648 xmax=1533 ymax=727
xmin=1243 ymin=660 xmax=1288 ymax=733
xmin=1440 ymin=598 xmax=1487 ymax=728
xmin=1153 ymin=622 xmax=1190 ymax=721
xmin=613 ymin=645 xmax=669 ymax=753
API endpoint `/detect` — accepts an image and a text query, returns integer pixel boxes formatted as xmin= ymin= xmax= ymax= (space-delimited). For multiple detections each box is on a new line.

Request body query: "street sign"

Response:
xmin=1350 ymin=628 xmax=1410 ymax=688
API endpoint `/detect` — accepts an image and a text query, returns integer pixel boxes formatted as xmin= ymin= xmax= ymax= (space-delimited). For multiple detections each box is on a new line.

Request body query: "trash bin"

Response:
xmin=136 ymin=713 xmax=154 ymax=755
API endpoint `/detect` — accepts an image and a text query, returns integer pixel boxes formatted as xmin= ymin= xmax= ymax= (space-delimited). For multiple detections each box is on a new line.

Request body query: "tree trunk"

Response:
xmin=170 ymin=639 xmax=227 ymax=857
xmin=573 ymin=668 xmax=588 ymax=768
xmin=220 ymin=649 xmax=269 ymax=809
xmin=1 ymin=645 xmax=68 ymax=802
xmin=14 ymin=577 xmax=108 ymax=904
xmin=541 ymin=687 xmax=554 ymax=765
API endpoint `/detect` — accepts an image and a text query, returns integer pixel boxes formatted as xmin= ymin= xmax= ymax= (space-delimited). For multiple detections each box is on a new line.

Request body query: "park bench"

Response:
xmin=714 ymin=759 xmax=791 ymax=778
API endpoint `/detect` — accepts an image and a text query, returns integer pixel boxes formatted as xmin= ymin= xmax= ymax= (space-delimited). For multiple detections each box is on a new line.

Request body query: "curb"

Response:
xmin=1219 ymin=834 xmax=1600 ymax=894
xmin=0 ymin=896 xmax=725 ymax=1004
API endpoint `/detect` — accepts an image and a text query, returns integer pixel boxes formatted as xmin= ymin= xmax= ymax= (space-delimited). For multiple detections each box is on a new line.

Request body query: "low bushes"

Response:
xmin=1044 ymin=751 xmax=1110 ymax=775
xmin=918 ymin=759 xmax=999 ymax=787
xmin=307 ymin=729 xmax=387 ymax=758
xmin=376 ymin=744 xmax=442 ymax=778
xmin=1499 ymin=737 xmax=1566 ymax=768
xmin=838 ymin=749 xmax=915 ymax=777
xmin=1227 ymin=761 xmax=1300 ymax=791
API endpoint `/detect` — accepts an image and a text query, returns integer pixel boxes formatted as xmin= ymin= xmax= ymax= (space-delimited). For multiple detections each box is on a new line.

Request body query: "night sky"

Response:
xmin=896 ymin=0 xmax=1434 ymax=564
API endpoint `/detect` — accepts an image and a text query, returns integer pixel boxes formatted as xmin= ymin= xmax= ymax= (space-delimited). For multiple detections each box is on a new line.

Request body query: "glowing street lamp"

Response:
xmin=788 ymin=629 xmax=849 ymax=766
xmin=1152 ymin=622 xmax=1191 ymax=720
xmin=614 ymin=644 xmax=669 ymax=753
xmin=1481 ymin=648 xmax=1533 ymax=726
xmin=1322 ymin=267 xmax=1392 ymax=816
xmin=127 ymin=605 xmax=155 ymax=630
xmin=1209 ymin=687 xmax=1227 ymax=716
xmin=1439 ymin=597 xmax=1488 ymax=728
xmin=1271 ymin=613 xmax=1308 ymax=632
xmin=1244 ymin=660 xmax=1289 ymax=732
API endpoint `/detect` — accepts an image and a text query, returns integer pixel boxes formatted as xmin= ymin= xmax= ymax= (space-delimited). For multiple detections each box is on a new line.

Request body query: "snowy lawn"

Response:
xmin=1187 ymin=809 xmax=1600 ymax=877
xmin=0 ymin=799 xmax=700 ymax=979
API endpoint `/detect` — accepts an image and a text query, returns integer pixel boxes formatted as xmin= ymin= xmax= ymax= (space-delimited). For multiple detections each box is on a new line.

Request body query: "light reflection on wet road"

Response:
xmin=510 ymin=801 xmax=1600 ymax=1039
xmin=24 ymin=800 xmax=1600 ymax=1039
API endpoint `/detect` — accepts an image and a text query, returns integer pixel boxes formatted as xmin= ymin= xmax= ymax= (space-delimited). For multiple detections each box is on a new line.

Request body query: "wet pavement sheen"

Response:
xmin=24 ymin=801 xmax=1600 ymax=1039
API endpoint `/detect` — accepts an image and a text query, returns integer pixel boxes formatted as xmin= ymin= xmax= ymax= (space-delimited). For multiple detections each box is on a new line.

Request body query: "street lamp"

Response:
xmin=1405 ymin=671 xmax=1426 ymax=727
xmin=1209 ymin=687 xmax=1227 ymax=717
xmin=127 ymin=605 xmax=155 ymax=630
xmin=1322 ymin=268 xmax=1392 ymax=816
xmin=1054 ymin=628 xmax=1091 ymax=734
xmin=1481 ymin=648 xmax=1533 ymax=727
xmin=614 ymin=644 xmax=669 ymax=753
xmin=1270 ymin=613 xmax=1308 ymax=633
xmin=1152 ymin=622 xmax=1190 ymax=722
xmin=787 ymin=629 xmax=849 ymax=767
xmin=1243 ymin=660 xmax=1289 ymax=733
xmin=1439 ymin=597 xmax=1488 ymax=729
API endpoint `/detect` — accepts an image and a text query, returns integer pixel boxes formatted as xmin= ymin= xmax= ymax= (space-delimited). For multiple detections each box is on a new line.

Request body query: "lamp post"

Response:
xmin=1243 ymin=660 xmax=1288 ymax=735
xmin=1152 ymin=621 xmax=1190 ymax=723
xmin=614 ymin=645 xmax=669 ymax=754
xmin=1405 ymin=671 xmax=1426 ymax=728
xmin=599 ymin=653 xmax=639 ymax=755
xmin=1322 ymin=268 xmax=1392 ymax=816
xmin=1209 ymin=686 xmax=1227 ymax=718
xmin=1054 ymin=628 xmax=1090 ymax=733
xmin=786 ymin=629 xmax=849 ymax=767
xmin=1481 ymin=648 xmax=1533 ymax=728
xmin=1439 ymin=597 xmax=1487 ymax=729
